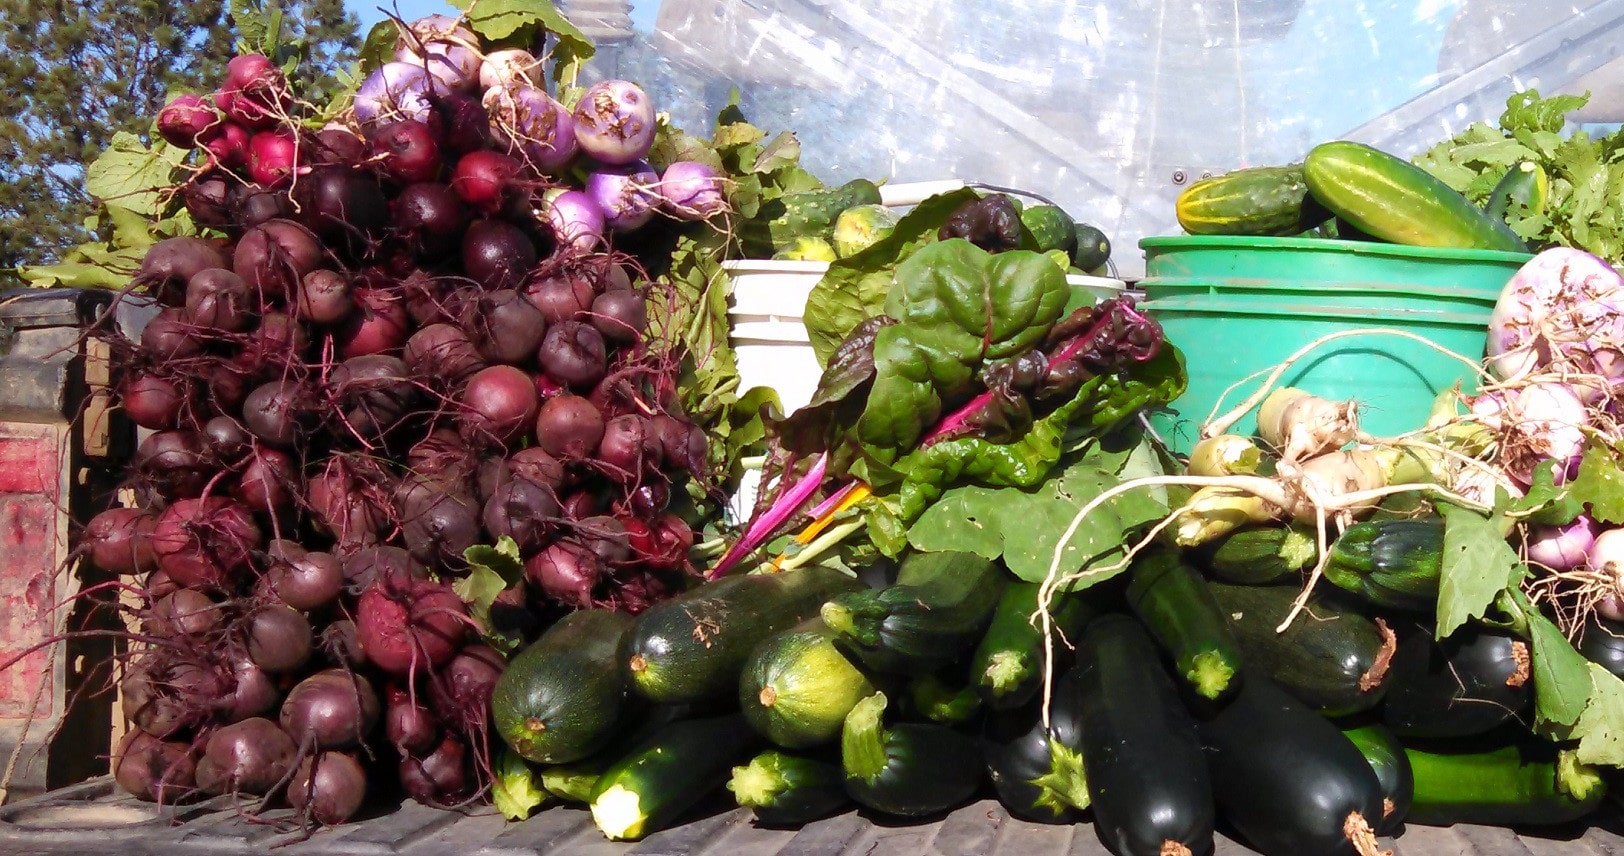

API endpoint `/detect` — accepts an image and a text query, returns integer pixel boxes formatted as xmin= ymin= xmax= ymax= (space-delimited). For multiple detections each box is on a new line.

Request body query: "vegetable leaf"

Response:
xmin=358 ymin=21 xmax=397 ymax=75
xmin=457 ymin=537 xmax=525 ymax=654
xmin=493 ymin=748 xmax=548 ymax=821
xmin=1567 ymin=440 xmax=1624 ymax=525
xmin=1575 ymin=664 xmax=1624 ymax=766
xmin=446 ymin=0 xmax=594 ymax=81
xmin=909 ymin=430 xmax=1169 ymax=583
xmin=84 ymin=133 xmax=184 ymax=216
xmin=1435 ymin=507 xmax=1524 ymax=639
xmin=1524 ymin=595 xmax=1592 ymax=730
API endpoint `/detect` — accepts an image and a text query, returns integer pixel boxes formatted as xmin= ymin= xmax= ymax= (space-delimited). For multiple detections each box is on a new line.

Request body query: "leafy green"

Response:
xmin=1435 ymin=506 xmax=1525 ymax=639
xmin=803 ymin=188 xmax=979 ymax=364
xmin=18 ymin=207 xmax=196 ymax=289
xmin=908 ymin=429 xmax=1169 ymax=583
xmin=1567 ymin=440 xmax=1624 ymax=525
xmin=445 ymin=0 xmax=594 ymax=84
xmin=1575 ymin=664 xmax=1624 ymax=766
xmin=456 ymin=537 xmax=526 ymax=655
xmin=83 ymin=132 xmax=186 ymax=217
xmin=492 ymin=748 xmax=548 ymax=821
xmin=1415 ymin=89 xmax=1624 ymax=263
xmin=1520 ymin=591 xmax=1593 ymax=730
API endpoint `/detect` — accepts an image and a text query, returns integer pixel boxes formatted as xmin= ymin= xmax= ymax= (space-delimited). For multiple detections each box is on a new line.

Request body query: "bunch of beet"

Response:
xmin=89 ymin=20 xmax=726 ymax=829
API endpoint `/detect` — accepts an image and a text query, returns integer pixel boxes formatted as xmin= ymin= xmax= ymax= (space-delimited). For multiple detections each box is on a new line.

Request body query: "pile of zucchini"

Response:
xmin=488 ymin=524 xmax=1611 ymax=852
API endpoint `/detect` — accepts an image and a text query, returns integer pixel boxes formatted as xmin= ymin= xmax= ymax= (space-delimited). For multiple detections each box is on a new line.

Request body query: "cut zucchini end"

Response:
xmin=1556 ymin=749 xmax=1607 ymax=803
xmin=590 ymin=783 xmax=647 ymax=841
xmin=1277 ymin=526 xmax=1319 ymax=570
xmin=1029 ymin=740 xmax=1090 ymax=815
xmin=841 ymin=691 xmax=890 ymax=781
xmin=1187 ymin=651 xmax=1237 ymax=701
xmin=728 ymin=755 xmax=789 ymax=808
xmin=982 ymin=650 xmax=1033 ymax=698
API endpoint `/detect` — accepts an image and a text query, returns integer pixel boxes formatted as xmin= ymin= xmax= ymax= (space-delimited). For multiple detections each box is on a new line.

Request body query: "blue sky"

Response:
xmin=345 ymin=0 xmax=658 ymax=36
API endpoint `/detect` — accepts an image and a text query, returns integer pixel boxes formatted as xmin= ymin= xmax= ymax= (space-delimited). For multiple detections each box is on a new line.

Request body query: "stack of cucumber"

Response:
xmin=1175 ymin=140 xmax=1539 ymax=252
xmin=486 ymin=516 xmax=1612 ymax=850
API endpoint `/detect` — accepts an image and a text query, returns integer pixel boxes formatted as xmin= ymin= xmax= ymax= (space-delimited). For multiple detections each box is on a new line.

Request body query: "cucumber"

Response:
xmin=968 ymin=580 xmax=1095 ymax=710
xmin=841 ymin=691 xmax=985 ymax=817
xmin=490 ymin=609 xmax=635 ymax=764
xmin=980 ymin=665 xmax=1090 ymax=823
xmin=755 ymin=179 xmax=884 ymax=252
xmin=1020 ymin=204 xmax=1078 ymax=255
xmin=728 ymin=750 xmax=851 ymax=827
xmin=588 ymin=712 xmax=762 ymax=840
xmin=1486 ymin=159 xmax=1549 ymax=221
xmin=1199 ymin=672 xmax=1386 ymax=856
xmin=1075 ymin=615 xmax=1214 ymax=856
xmin=1381 ymin=621 xmax=1531 ymax=739
xmin=1303 ymin=141 xmax=1528 ymax=252
xmin=740 ymin=617 xmax=876 ymax=749
xmin=1126 ymin=548 xmax=1243 ymax=700
xmin=821 ymin=550 xmax=1006 ymax=675
xmin=1195 ymin=524 xmax=1316 ymax=585
xmin=1071 ymin=222 xmax=1112 ymax=271
xmin=625 ymin=567 xmax=863 ymax=705
xmin=1176 ymin=163 xmax=1331 ymax=237
xmin=1339 ymin=722 xmax=1413 ymax=835
xmin=1322 ymin=516 xmax=1444 ymax=613
xmin=1405 ymin=742 xmax=1606 ymax=826
xmin=1210 ymin=581 xmax=1395 ymax=716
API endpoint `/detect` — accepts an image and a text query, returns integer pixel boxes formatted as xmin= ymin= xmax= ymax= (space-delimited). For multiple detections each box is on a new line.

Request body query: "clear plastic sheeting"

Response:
xmin=588 ymin=0 xmax=1624 ymax=276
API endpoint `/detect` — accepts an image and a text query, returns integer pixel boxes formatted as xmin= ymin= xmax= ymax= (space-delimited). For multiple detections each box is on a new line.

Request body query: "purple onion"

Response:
xmin=354 ymin=62 xmax=434 ymax=126
xmin=395 ymin=15 xmax=482 ymax=92
xmin=483 ymin=84 xmax=578 ymax=175
xmin=584 ymin=161 xmax=659 ymax=231
xmin=542 ymin=188 xmax=605 ymax=251
xmin=1527 ymin=515 xmax=1598 ymax=572
xmin=658 ymin=160 xmax=728 ymax=220
xmin=571 ymin=79 xmax=655 ymax=166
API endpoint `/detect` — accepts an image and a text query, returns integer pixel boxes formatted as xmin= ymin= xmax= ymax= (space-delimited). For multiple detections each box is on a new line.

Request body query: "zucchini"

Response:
xmin=540 ymin=704 xmax=707 ymax=803
xmin=491 ymin=609 xmax=635 ymax=764
xmin=1195 ymin=524 xmax=1316 ymax=585
xmin=822 ymin=550 xmax=1006 ymax=675
xmin=1339 ymin=722 xmax=1413 ymax=835
xmin=740 ymin=617 xmax=876 ymax=749
xmin=968 ymin=580 xmax=1095 ymax=710
xmin=1486 ymin=159 xmax=1549 ymax=221
xmin=1405 ymin=741 xmax=1606 ymax=826
xmin=906 ymin=669 xmax=982 ymax=725
xmin=625 ymin=566 xmax=863 ymax=705
xmin=1198 ymin=672 xmax=1386 ymax=856
xmin=1126 ymin=548 xmax=1243 ymax=700
xmin=1076 ymin=614 xmax=1214 ymax=856
xmin=1303 ymin=141 xmax=1528 ymax=252
xmin=841 ymin=691 xmax=984 ymax=817
xmin=1175 ymin=163 xmax=1331 ymax=237
xmin=728 ymin=750 xmax=851 ymax=827
xmin=1322 ymin=517 xmax=1444 ymax=613
xmin=1210 ymin=580 xmax=1396 ymax=716
xmin=588 ymin=712 xmax=762 ymax=840
xmin=1579 ymin=617 xmax=1624 ymax=680
xmin=1071 ymin=222 xmax=1112 ymax=271
xmin=1382 ymin=622 xmax=1531 ymax=739
xmin=980 ymin=666 xmax=1090 ymax=823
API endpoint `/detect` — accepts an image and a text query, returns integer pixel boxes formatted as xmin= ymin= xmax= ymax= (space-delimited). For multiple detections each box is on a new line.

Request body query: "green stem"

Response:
xmin=841 ymin=692 xmax=890 ymax=782
xmin=778 ymin=519 xmax=866 ymax=573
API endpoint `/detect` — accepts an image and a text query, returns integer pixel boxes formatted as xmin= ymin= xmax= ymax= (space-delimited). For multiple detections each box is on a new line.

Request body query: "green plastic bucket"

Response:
xmin=1137 ymin=236 xmax=1530 ymax=454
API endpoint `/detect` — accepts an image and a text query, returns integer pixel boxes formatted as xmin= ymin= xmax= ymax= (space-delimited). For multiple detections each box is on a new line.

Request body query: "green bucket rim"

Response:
xmin=1138 ymin=275 xmax=1501 ymax=305
xmin=1139 ymin=234 xmax=1535 ymax=265
xmin=1141 ymin=297 xmax=1489 ymax=327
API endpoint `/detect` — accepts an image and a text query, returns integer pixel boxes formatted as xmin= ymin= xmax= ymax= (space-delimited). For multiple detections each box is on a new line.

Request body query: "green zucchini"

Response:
xmin=1076 ymin=614 xmax=1213 ymax=856
xmin=1339 ymin=722 xmax=1413 ymax=835
xmin=821 ymin=551 xmax=1006 ymax=675
xmin=1486 ymin=159 xmax=1549 ymax=221
xmin=1303 ymin=140 xmax=1528 ymax=252
xmin=968 ymin=580 xmax=1095 ymax=710
xmin=1209 ymin=581 xmax=1396 ymax=716
xmin=588 ymin=712 xmax=762 ymax=840
xmin=1175 ymin=163 xmax=1331 ymax=237
xmin=1198 ymin=672 xmax=1386 ymax=856
xmin=1127 ymin=548 xmax=1243 ymax=700
xmin=491 ymin=609 xmax=635 ymax=764
xmin=905 ymin=669 xmax=981 ymax=725
xmin=980 ymin=665 xmax=1090 ymax=823
xmin=540 ymin=704 xmax=708 ymax=803
xmin=1405 ymin=742 xmax=1606 ymax=826
xmin=625 ymin=567 xmax=863 ymax=705
xmin=1071 ymin=222 xmax=1112 ymax=271
xmin=740 ymin=616 xmax=876 ymax=749
xmin=1578 ymin=617 xmax=1624 ymax=680
xmin=1382 ymin=622 xmax=1531 ymax=739
xmin=1196 ymin=524 xmax=1317 ymax=585
xmin=728 ymin=750 xmax=851 ymax=827
xmin=1322 ymin=517 xmax=1444 ymax=613
xmin=841 ymin=691 xmax=984 ymax=817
